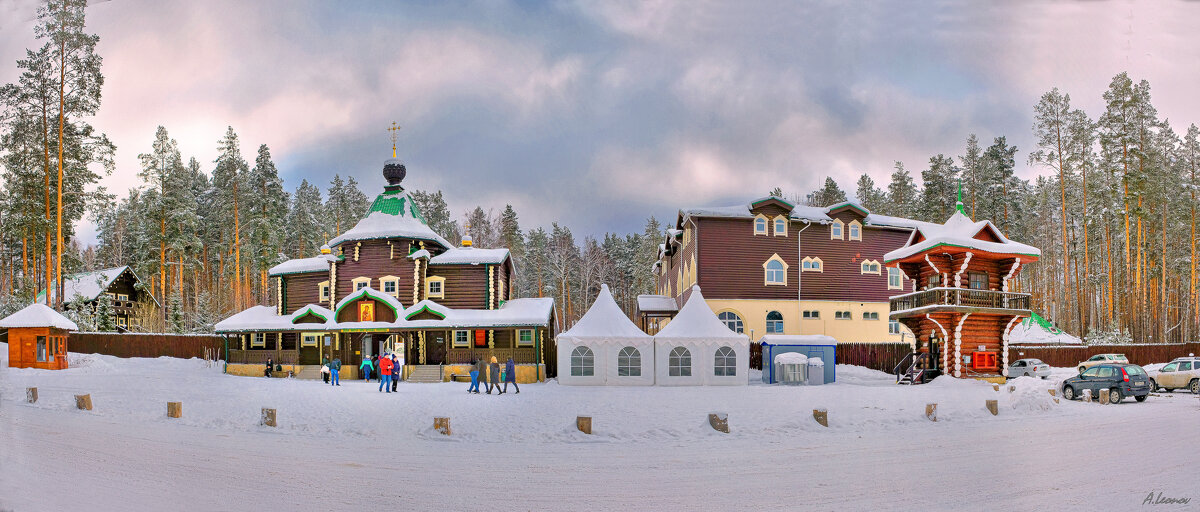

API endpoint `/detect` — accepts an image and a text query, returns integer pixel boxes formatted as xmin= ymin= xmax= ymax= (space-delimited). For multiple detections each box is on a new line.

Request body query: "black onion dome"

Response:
xmin=383 ymin=158 xmax=406 ymax=187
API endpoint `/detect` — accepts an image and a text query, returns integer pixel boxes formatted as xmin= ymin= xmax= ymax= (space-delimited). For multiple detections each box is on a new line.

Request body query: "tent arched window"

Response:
xmin=718 ymin=311 xmax=743 ymax=333
xmin=668 ymin=347 xmax=692 ymax=377
xmin=617 ymin=346 xmax=641 ymax=376
xmin=570 ymin=346 xmax=594 ymax=377
xmin=766 ymin=311 xmax=784 ymax=334
xmin=714 ymin=346 xmax=737 ymax=376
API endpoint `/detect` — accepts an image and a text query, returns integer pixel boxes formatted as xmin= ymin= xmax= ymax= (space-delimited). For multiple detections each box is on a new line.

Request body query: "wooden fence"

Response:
xmin=752 ymin=342 xmax=914 ymax=373
xmin=68 ymin=332 xmax=226 ymax=360
xmin=1008 ymin=343 xmax=1200 ymax=368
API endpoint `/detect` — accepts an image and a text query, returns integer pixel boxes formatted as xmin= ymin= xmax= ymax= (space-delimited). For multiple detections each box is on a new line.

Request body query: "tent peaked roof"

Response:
xmin=0 ymin=303 xmax=78 ymax=330
xmin=655 ymin=286 xmax=745 ymax=339
xmin=560 ymin=284 xmax=649 ymax=340
xmin=884 ymin=211 xmax=1041 ymax=263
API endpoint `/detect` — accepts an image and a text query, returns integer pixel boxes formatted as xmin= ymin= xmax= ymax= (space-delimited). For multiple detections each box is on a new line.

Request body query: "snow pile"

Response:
xmin=1002 ymin=376 xmax=1059 ymax=413
xmin=0 ymin=303 xmax=79 ymax=330
xmin=268 ymin=255 xmax=336 ymax=276
xmin=1009 ymin=318 xmax=1082 ymax=345
xmin=773 ymin=352 xmax=807 ymax=365
xmin=428 ymin=247 xmax=509 ymax=265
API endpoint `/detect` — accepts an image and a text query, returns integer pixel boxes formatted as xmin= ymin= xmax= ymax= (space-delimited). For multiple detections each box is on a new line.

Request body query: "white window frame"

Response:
xmin=860 ymin=259 xmax=881 ymax=275
xmin=351 ymin=276 xmax=371 ymax=291
xmin=668 ymin=346 xmax=692 ymax=377
xmin=453 ymin=330 xmax=470 ymax=347
xmin=517 ymin=329 xmax=534 ymax=347
xmin=754 ymin=215 xmax=768 ymax=235
xmin=426 ymin=276 xmax=445 ymax=299
xmin=379 ymin=275 xmax=400 ymax=297
xmin=889 ymin=320 xmax=902 ymax=335
xmin=848 ymin=220 xmax=862 ymax=241
xmin=714 ymin=346 xmax=736 ymax=377
xmin=571 ymin=346 xmax=595 ymax=377
xmin=617 ymin=346 xmax=641 ymax=377
xmin=888 ymin=267 xmax=904 ymax=290
xmin=763 ymin=255 xmax=788 ymax=286
xmin=802 ymin=257 xmax=823 ymax=272
xmin=116 ymin=293 xmax=129 ymax=302
xmin=830 ymin=219 xmax=844 ymax=240
xmin=772 ymin=215 xmax=788 ymax=237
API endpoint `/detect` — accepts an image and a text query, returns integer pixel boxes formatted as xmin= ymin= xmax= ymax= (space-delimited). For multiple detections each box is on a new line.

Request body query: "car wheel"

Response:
xmin=1062 ymin=385 xmax=1075 ymax=400
xmin=1190 ymin=379 xmax=1199 ymax=394
xmin=1024 ymin=372 xmax=1031 ymax=377
xmin=1135 ymin=395 xmax=1147 ymax=402
xmin=1108 ymin=388 xmax=1122 ymax=403
xmin=1149 ymin=379 xmax=1158 ymax=392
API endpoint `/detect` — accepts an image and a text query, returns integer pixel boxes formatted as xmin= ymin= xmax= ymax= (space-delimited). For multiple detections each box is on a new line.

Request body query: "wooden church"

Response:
xmin=215 ymin=138 xmax=557 ymax=382
xmin=885 ymin=194 xmax=1040 ymax=384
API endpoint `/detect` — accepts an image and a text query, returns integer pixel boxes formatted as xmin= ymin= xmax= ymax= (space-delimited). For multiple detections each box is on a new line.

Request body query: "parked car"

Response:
xmin=1061 ymin=364 xmax=1150 ymax=403
xmin=1076 ymin=353 xmax=1129 ymax=373
xmin=1147 ymin=357 xmax=1200 ymax=394
xmin=1008 ymin=358 xmax=1051 ymax=379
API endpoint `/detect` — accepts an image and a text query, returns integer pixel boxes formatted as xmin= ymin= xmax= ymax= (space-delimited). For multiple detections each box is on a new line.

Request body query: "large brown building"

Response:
xmin=640 ymin=196 xmax=935 ymax=344
xmin=39 ymin=266 xmax=157 ymax=331
xmin=216 ymin=157 xmax=557 ymax=382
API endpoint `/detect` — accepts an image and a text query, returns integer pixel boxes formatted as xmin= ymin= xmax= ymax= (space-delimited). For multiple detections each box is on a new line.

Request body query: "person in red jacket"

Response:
xmin=378 ymin=353 xmax=394 ymax=393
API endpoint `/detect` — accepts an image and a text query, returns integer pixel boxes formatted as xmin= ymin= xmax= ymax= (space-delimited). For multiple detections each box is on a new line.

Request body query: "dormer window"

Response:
xmin=352 ymin=277 xmax=371 ymax=291
xmin=754 ymin=215 xmax=768 ymax=235
xmin=830 ymin=219 xmax=844 ymax=240
xmin=380 ymin=275 xmax=400 ymax=297
xmin=848 ymin=220 xmax=862 ymax=241
xmin=773 ymin=216 xmax=788 ymax=237
xmin=426 ymin=276 xmax=445 ymax=299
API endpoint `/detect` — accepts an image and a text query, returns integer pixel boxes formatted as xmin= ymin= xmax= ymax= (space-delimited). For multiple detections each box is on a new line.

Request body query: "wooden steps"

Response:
xmin=405 ymin=365 xmax=443 ymax=383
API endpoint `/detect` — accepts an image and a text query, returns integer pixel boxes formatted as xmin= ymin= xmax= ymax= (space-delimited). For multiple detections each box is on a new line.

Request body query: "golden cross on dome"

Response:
xmin=387 ymin=122 xmax=401 ymax=158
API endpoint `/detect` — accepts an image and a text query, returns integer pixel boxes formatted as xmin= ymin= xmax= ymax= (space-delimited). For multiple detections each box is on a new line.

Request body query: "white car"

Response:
xmin=1148 ymin=357 xmax=1200 ymax=394
xmin=1007 ymin=358 xmax=1051 ymax=379
xmin=1077 ymin=353 xmax=1129 ymax=374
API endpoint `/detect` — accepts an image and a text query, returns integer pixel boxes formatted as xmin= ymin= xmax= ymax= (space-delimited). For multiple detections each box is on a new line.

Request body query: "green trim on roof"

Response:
xmin=826 ymin=201 xmax=870 ymax=217
xmin=751 ymin=196 xmax=795 ymax=209
xmin=368 ymin=194 xmax=408 ymax=216
xmin=405 ymin=304 xmax=446 ymax=320
xmin=333 ymin=288 xmax=399 ymax=319
xmin=883 ymin=242 xmax=1040 ymax=263
xmin=291 ymin=307 xmax=328 ymax=324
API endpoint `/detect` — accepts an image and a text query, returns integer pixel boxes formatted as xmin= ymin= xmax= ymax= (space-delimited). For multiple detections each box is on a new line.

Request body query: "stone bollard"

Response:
xmin=925 ymin=403 xmax=938 ymax=422
xmin=261 ymin=408 xmax=277 ymax=427
xmin=813 ymin=409 xmax=828 ymax=427
xmin=1099 ymin=388 xmax=1110 ymax=405
xmin=985 ymin=399 xmax=998 ymax=416
xmin=708 ymin=413 xmax=729 ymax=433
xmin=167 ymin=402 xmax=182 ymax=418
xmin=434 ymin=417 xmax=451 ymax=435
xmin=576 ymin=416 xmax=592 ymax=435
xmin=75 ymin=394 xmax=93 ymax=411
xmin=26 ymin=387 xmax=37 ymax=404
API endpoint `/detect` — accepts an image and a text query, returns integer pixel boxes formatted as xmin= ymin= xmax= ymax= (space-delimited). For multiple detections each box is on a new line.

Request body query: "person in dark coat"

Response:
xmin=503 ymin=357 xmax=519 ymax=394
xmin=391 ymin=354 xmax=401 ymax=392
xmin=264 ymin=358 xmax=274 ymax=378
xmin=321 ymin=357 xmax=330 ymax=384
xmin=330 ymin=357 xmax=342 ymax=386
xmin=487 ymin=356 xmax=502 ymax=394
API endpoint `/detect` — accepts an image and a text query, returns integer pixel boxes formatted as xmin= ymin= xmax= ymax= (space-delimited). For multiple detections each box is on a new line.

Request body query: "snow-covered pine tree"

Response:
xmin=212 ymin=127 xmax=249 ymax=310
xmin=959 ymin=134 xmax=983 ymax=219
xmin=854 ymin=174 xmax=886 ymax=212
xmin=245 ymin=144 xmax=288 ymax=302
xmin=285 ymin=179 xmax=324 ymax=258
xmin=94 ymin=291 xmax=114 ymax=332
xmin=884 ymin=162 xmax=919 ymax=219
xmin=808 ymin=177 xmax=847 ymax=206
xmin=409 ymin=189 xmax=459 ymax=243
xmin=522 ymin=227 xmax=550 ymax=299
xmin=917 ymin=154 xmax=959 ymax=222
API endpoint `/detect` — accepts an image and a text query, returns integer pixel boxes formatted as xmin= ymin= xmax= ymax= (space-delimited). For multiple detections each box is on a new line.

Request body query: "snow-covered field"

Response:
xmin=2 ymin=346 xmax=1198 ymax=511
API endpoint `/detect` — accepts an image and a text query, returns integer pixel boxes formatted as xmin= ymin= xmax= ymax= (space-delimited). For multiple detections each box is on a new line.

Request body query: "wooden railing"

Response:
xmin=890 ymin=287 xmax=1031 ymax=313
xmin=227 ymin=349 xmax=298 ymax=365
xmin=444 ymin=347 xmax=539 ymax=365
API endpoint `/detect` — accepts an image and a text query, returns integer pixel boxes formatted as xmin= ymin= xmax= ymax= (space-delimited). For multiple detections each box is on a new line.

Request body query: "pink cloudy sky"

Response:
xmin=2 ymin=0 xmax=1200 ymax=243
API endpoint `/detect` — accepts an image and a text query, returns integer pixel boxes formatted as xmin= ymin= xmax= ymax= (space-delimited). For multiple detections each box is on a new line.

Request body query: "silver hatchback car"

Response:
xmin=1008 ymin=358 xmax=1051 ymax=379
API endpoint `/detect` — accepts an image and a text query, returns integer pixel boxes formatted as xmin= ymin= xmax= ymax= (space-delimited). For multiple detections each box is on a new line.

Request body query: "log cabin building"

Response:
xmin=639 ymin=196 xmax=935 ymax=344
xmin=215 ymin=156 xmax=557 ymax=382
xmin=38 ymin=266 xmax=157 ymax=331
xmin=885 ymin=199 xmax=1039 ymax=384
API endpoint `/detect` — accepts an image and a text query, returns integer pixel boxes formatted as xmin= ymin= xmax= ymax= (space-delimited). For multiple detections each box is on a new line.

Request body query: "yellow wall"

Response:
xmin=225 ymin=364 xmax=360 ymax=379
xmin=661 ymin=299 xmax=914 ymax=344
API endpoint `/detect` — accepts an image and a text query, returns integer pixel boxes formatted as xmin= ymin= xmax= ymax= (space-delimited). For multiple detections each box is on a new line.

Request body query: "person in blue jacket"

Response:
xmin=503 ymin=357 xmax=519 ymax=394
xmin=360 ymin=357 xmax=373 ymax=381
xmin=468 ymin=358 xmax=481 ymax=394
xmin=330 ymin=357 xmax=341 ymax=386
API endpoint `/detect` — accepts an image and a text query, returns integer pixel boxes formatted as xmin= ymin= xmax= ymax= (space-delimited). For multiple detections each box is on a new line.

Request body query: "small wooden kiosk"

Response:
xmin=2 ymin=303 xmax=78 ymax=370
xmin=885 ymin=199 xmax=1040 ymax=383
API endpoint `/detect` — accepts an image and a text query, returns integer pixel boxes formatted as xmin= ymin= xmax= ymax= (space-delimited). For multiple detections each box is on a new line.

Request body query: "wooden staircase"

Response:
xmin=294 ymin=365 xmax=323 ymax=380
xmin=405 ymin=365 xmax=443 ymax=383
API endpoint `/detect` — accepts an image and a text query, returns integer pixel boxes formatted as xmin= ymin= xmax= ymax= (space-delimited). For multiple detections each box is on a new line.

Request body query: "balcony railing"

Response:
xmin=890 ymin=287 xmax=1031 ymax=314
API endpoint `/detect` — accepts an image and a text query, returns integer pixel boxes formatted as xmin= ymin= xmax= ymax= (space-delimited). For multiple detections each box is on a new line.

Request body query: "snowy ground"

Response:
xmin=2 ymin=346 xmax=1198 ymax=511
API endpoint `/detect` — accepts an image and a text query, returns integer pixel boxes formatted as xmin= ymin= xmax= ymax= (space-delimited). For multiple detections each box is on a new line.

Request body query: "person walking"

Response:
xmin=360 ymin=357 xmax=373 ymax=382
xmin=371 ymin=354 xmax=380 ymax=381
xmin=378 ymin=354 xmax=394 ymax=393
xmin=468 ymin=358 xmax=481 ymax=394
xmin=391 ymin=354 xmax=401 ymax=392
xmin=330 ymin=357 xmax=341 ymax=386
xmin=487 ymin=356 xmax=501 ymax=394
xmin=503 ymin=357 xmax=519 ymax=394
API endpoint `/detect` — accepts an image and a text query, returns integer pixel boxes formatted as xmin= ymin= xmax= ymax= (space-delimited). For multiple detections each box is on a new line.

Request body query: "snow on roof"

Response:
xmin=680 ymin=200 xmax=931 ymax=231
xmin=758 ymin=334 xmax=837 ymax=346
xmin=213 ymin=306 xmax=293 ymax=332
xmin=39 ymin=266 xmax=127 ymax=303
xmin=1009 ymin=318 xmax=1082 ymax=345
xmin=655 ymin=286 xmax=746 ymax=341
xmin=428 ymin=247 xmax=509 ymax=265
xmin=883 ymin=211 xmax=1041 ymax=262
xmin=333 ymin=287 xmax=405 ymax=318
xmin=0 ymin=303 xmax=78 ymax=330
xmin=268 ymin=255 xmax=336 ymax=276
xmin=560 ymin=285 xmax=650 ymax=341
xmin=636 ymin=294 xmax=678 ymax=313
xmin=402 ymin=297 xmax=556 ymax=329
xmin=773 ymin=352 xmax=808 ymax=365
xmin=327 ymin=188 xmax=452 ymax=249
xmin=290 ymin=304 xmax=337 ymax=325
xmin=407 ymin=249 xmax=431 ymax=260
xmin=215 ymin=296 xmax=555 ymax=333
xmin=404 ymin=300 xmax=452 ymax=320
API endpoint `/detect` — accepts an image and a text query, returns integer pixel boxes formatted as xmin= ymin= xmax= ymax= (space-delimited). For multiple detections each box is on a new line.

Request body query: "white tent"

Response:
xmin=557 ymin=284 xmax=654 ymax=385
xmin=653 ymin=286 xmax=749 ymax=386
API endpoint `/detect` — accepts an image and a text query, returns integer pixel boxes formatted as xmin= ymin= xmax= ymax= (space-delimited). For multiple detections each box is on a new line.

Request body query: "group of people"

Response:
xmin=319 ymin=357 xmax=342 ymax=386
xmin=336 ymin=353 xmax=402 ymax=393
xmin=468 ymin=356 xmax=519 ymax=394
